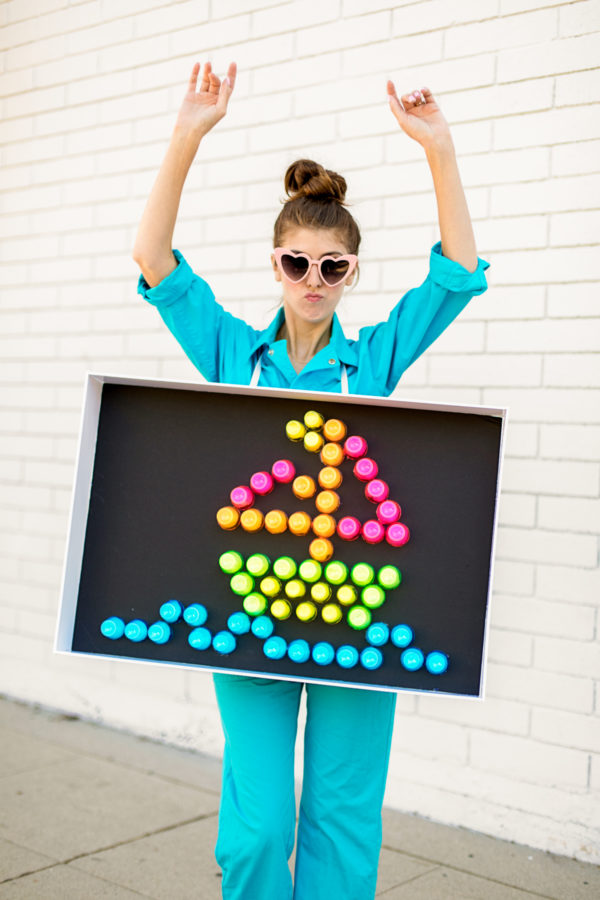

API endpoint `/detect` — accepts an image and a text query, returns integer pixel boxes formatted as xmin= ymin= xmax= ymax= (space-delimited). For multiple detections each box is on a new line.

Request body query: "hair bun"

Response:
xmin=284 ymin=159 xmax=347 ymax=204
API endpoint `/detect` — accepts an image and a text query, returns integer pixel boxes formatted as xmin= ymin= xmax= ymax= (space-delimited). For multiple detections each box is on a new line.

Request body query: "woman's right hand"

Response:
xmin=175 ymin=61 xmax=236 ymax=137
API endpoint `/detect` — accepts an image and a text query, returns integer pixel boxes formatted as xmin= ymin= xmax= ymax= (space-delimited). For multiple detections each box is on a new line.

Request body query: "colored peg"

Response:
xmin=362 ymin=520 xmax=385 ymax=544
xmin=250 ymin=471 xmax=274 ymax=495
xmin=298 ymin=559 xmax=322 ymax=583
xmin=293 ymin=475 xmax=317 ymax=499
xmin=265 ymin=509 xmax=288 ymax=534
xmin=124 ymin=619 xmax=148 ymax=642
xmin=216 ymin=506 xmax=240 ymax=530
xmin=347 ymin=606 xmax=372 ymax=631
xmin=312 ymin=641 xmax=335 ymax=666
xmin=304 ymin=410 xmax=324 ymax=430
xmin=365 ymin=479 xmax=389 ymax=504
xmin=377 ymin=565 xmax=402 ymax=590
xmin=213 ymin=631 xmax=236 ymax=654
xmin=243 ymin=592 xmax=268 ymax=616
xmin=386 ymin=523 xmax=411 ymax=547
xmin=288 ymin=511 xmax=312 ymax=535
xmin=376 ymin=500 xmax=401 ymax=524
xmin=240 ymin=508 xmax=264 ymax=533
xmin=337 ymin=516 xmax=361 ymax=541
xmin=288 ymin=638 xmax=311 ymax=663
xmin=188 ymin=627 xmax=212 ymax=650
xmin=286 ymin=419 xmax=306 ymax=442
xmin=426 ymin=651 xmax=449 ymax=675
xmin=304 ymin=431 xmax=324 ymax=453
xmin=263 ymin=636 xmax=287 ymax=659
xmin=100 ymin=616 xmax=124 ymax=640
xmin=246 ymin=553 xmax=270 ymax=578
xmin=344 ymin=435 xmax=368 ymax=459
xmin=320 ymin=442 xmax=344 ymax=467
xmin=230 ymin=486 xmax=254 ymax=509
xmin=251 ymin=616 xmax=274 ymax=639
xmin=391 ymin=624 xmax=413 ymax=648
xmin=160 ymin=599 xmax=183 ymax=623
xmin=401 ymin=647 xmax=424 ymax=671
xmin=353 ymin=457 xmax=378 ymax=482
xmin=318 ymin=466 xmax=343 ymax=490
xmin=228 ymin=612 xmax=251 ymax=635
xmin=219 ymin=551 xmax=243 ymax=574
xmin=360 ymin=647 xmax=383 ymax=670
xmin=271 ymin=459 xmax=296 ymax=483
xmin=323 ymin=418 xmax=347 ymax=442
xmin=312 ymin=514 xmax=336 ymax=538
xmin=183 ymin=603 xmax=208 ymax=627
xmin=336 ymin=645 xmax=359 ymax=668
xmin=309 ymin=538 xmax=334 ymax=562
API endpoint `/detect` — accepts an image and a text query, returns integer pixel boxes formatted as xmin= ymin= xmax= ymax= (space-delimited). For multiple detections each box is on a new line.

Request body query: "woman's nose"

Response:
xmin=306 ymin=261 xmax=322 ymax=287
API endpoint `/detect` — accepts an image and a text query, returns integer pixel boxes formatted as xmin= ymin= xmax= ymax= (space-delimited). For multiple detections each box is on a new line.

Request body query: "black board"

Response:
xmin=69 ymin=381 xmax=503 ymax=697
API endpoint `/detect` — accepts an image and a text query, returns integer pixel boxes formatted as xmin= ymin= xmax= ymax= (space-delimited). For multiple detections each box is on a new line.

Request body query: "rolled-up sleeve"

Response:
xmin=356 ymin=242 xmax=490 ymax=395
xmin=137 ymin=250 xmax=257 ymax=382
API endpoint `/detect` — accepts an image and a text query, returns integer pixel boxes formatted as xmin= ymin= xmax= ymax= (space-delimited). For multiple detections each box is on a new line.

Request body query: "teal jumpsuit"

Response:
xmin=138 ymin=243 xmax=490 ymax=899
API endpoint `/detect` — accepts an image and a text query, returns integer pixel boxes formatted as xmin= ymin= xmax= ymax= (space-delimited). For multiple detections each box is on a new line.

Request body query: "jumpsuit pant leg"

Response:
xmin=294 ymin=684 xmax=397 ymax=900
xmin=213 ymin=673 xmax=302 ymax=900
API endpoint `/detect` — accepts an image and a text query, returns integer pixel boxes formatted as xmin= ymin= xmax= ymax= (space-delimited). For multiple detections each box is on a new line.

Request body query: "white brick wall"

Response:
xmin=1 ymin=0 xmax=598 ymax=864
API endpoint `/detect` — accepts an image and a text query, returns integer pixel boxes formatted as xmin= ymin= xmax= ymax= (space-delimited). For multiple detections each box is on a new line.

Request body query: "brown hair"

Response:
xmin=273 ymin=159 xmax=361 ymax=256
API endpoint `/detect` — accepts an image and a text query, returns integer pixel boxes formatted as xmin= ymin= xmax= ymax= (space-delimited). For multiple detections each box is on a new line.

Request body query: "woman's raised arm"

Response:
xmin=133 ymin=61 xmax=236 ymax=288
xmin=387 ymin=81 xmax=478 ymax=273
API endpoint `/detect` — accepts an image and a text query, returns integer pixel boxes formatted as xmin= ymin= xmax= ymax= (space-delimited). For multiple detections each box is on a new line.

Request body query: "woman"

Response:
xmin=133 ymin=61 xmax=489 ymax=900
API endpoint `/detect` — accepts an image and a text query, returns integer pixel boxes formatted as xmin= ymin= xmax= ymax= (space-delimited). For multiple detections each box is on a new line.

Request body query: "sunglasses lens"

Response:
xmin=281 ymin=253 xmax=309 ymax=281
xmin=321 ymin=258 xmax=350 ymax=285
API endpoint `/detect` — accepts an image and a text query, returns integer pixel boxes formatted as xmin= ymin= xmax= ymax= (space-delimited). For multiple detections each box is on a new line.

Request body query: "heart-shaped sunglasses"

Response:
xmin=274 ymin=248 xmax=358 ymax=287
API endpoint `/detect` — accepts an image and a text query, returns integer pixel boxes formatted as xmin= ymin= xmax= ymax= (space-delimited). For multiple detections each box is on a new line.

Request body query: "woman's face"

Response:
xmin=271 ymin=227 xmax=356 ymax=328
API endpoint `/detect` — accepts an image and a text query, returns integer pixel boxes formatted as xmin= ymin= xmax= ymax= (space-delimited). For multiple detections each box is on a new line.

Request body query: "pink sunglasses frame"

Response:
xmin=273 ymin=248 xmax=358 ymax=287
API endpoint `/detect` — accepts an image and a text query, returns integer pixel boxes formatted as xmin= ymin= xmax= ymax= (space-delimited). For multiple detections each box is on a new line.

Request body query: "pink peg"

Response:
xmin=250 ymin=471 xmax=274 ymax=495
xmin=230 ymin=485 xmax=254 ymax=509
xmin=376 ymin=500 xmax=401 ymax=524
xmin=353 ymin=457 xmax=378 ymax=482
xmin=365 ymin=479 xmax=389 ymax=504
xmin=362 ymin=520 xmax=385 ymax=544
xmin=344 ymin=435 xmax=368 ymax=459
xmin=337 ymin=516 xmax=361 ymax=541
xmin=386 ymin=523 xmax=411 ymax=547
xmin=271 ymin=459 xmax=296 ymax=483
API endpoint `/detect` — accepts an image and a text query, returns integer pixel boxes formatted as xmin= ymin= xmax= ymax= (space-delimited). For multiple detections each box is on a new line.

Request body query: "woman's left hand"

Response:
xmin=387 ymin=81 xmax=452 ymax=150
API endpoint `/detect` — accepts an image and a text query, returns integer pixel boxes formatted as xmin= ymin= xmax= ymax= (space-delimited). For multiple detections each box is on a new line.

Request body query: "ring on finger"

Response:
xmin=415 ymin=89 xmax=426 ymax=105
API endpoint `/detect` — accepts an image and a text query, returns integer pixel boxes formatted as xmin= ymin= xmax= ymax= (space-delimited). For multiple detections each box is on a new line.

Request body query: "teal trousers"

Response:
xmin=213 ymin=673 xmax=397 ymax=900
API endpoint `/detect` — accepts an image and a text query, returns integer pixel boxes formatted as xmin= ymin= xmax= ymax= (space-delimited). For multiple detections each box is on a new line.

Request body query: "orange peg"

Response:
xmin=318 ymin=466 xmax=343 ymax=490
xmin=293 ymin=475 xmax=317 ymax=499
xmin=312 ymin=514 xmax=336 ymax=538
xmin=216 ymin=506 xmax=240 ymax=531
xmin=240 ymin=508 xmax=264 ymax=533
xmin=309 ymin=537 xmax=334 ymax=562
xmin=315 ymin=490 xmax=340 ymax=515
xmin=320 ymin=442 xmax=344 ymax=466
xmin=264 ymin=509 xmax=288 ymax=534
xmin=288 ymin=511 xmax=312 ymax=536
xmin=323 ymin=418 xmax=347 ymax=442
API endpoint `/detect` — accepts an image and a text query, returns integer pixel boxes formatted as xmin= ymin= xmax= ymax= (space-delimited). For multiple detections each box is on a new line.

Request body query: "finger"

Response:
xmin=200 ymin=61 xmax=211 ymax=92
xmin=188 ymin=62 xmax=200 ymax=92
xmin=387 ymin=79 xmax=406 ymax=113
xmin=227 ymin=61 xmax=237 ymax=91
xmin=216 ymin=69 xmax=236 ymax=115
xmin=208 ymin=71 xmax=220 ymax=94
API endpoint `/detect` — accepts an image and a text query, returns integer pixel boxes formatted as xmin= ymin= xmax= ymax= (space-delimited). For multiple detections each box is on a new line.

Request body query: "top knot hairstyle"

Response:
xmin=273 ymin=159 xmax=361 ymax=257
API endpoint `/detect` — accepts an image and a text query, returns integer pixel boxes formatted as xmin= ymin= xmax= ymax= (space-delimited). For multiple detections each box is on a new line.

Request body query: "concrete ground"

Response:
xmin=0 ymin=695 xmax=597 ymax=899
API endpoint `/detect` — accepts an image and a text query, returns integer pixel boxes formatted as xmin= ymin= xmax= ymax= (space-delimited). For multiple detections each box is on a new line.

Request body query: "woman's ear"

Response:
xmin=271 ymin=253 xmax=282 ymax=282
